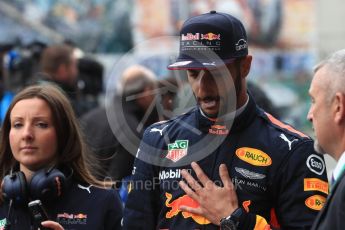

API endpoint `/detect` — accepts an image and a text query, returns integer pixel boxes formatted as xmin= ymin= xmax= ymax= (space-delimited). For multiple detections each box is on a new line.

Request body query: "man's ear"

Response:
xmin=241 ymin=55 xmax=252 ymax=78
xmin=333 ymin=92 xmax=345 ymax=124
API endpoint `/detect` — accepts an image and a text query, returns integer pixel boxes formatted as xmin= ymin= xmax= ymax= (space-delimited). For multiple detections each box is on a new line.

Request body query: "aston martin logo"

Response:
xmin=235 ymin=167 xmax=266 ymax=180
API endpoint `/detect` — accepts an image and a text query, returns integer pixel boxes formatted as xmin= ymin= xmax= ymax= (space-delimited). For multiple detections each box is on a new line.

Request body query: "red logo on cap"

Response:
xmin=201 ymin=33 xmax=221 ymax=41
xmin=181 ymin=33 xmax=200 ymax=41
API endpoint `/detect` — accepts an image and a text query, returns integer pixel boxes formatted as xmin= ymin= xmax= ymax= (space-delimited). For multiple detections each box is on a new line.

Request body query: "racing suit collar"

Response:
xmin=197 ymin=93 xmax=257 ymax=134
xmin=199 ymin=94 xmax=249 ymax=121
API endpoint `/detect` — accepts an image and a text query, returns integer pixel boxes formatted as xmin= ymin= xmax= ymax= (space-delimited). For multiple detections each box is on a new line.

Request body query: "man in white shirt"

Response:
xmin=308 ymin=49 xmax=345 ymax=230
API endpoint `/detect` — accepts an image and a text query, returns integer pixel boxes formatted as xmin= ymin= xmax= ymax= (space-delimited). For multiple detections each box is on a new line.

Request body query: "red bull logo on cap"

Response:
xmin=165 ymin=192 xmax=210 ymax=225
xmin=181 ymin=33 xmax=200 ymax=41
xmin=181 ymin=32 xmax=221 ymax=41
xmin=201 ymin=32 xmax=221 ymax=41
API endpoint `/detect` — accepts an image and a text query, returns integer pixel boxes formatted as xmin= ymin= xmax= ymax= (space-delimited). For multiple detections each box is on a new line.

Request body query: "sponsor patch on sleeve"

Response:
xmin=306 ymin=154 xmax=326 ymax=175
xmin=305 ymin=195 xmax=326 ymax=211
xmin=304 ymin=178 xmax=329 ymax=194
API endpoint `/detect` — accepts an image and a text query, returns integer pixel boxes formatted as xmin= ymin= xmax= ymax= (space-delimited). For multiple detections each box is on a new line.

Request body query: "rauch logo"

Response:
xmin=236 ymin=147 xmax=272 ymax=166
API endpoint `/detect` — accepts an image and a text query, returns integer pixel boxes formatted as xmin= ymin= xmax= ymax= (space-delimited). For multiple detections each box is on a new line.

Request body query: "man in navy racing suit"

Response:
xmin=123 ymin=11 xmax=328 ymax=230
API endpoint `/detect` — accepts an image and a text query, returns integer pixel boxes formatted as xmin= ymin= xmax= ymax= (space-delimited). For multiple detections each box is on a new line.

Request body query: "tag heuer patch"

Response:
xmin=166 ymin=140 xmax=189 ymax=162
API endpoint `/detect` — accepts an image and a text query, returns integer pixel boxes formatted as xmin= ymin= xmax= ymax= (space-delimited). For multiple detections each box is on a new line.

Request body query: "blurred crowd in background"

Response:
xmin=0 ymin=0 xmax=315 ymax=131
xmin=0 ymin=0 xmax=335 ymax=197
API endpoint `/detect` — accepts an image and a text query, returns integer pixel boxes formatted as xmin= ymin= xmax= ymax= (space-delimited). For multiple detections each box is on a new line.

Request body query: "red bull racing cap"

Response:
xmin=168 ymin=10 xmax=248 ymax=70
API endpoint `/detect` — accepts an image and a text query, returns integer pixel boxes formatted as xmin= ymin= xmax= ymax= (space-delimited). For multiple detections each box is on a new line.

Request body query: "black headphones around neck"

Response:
xmin=2 ymin=167 xmax=72 ymax=206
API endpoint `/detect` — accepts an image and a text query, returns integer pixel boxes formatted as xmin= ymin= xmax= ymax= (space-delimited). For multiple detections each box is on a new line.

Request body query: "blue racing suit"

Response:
xmin=123 ymin=95 xmax=329 ymax=230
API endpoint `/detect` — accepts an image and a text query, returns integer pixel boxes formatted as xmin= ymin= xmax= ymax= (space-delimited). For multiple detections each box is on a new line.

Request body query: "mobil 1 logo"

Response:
xmin=306 ymin=154 xmax=325 ymax=176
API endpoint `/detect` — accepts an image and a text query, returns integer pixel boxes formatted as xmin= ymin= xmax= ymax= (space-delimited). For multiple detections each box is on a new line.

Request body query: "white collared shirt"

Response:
xmin=332 ymin=151 xmax=345 ymax=182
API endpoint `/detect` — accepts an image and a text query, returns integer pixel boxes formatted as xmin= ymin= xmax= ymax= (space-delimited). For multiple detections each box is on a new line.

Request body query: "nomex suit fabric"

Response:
xmin=123 ymin=95 xmax=329 ymax=230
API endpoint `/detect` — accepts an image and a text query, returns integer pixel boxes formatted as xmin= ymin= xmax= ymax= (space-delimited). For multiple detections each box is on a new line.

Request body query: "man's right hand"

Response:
xmin=179 ymin=162 xmax=239 ymax=225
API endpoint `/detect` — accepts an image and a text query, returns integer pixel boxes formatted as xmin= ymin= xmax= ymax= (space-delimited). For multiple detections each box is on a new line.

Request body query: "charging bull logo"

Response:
xmin=201 ymin=32 xmax=221 ymax=41
xmin=165 ymin=192 xmax=210 ymax=225
xmin=242 ymin=200 xmax=251 ymax=212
